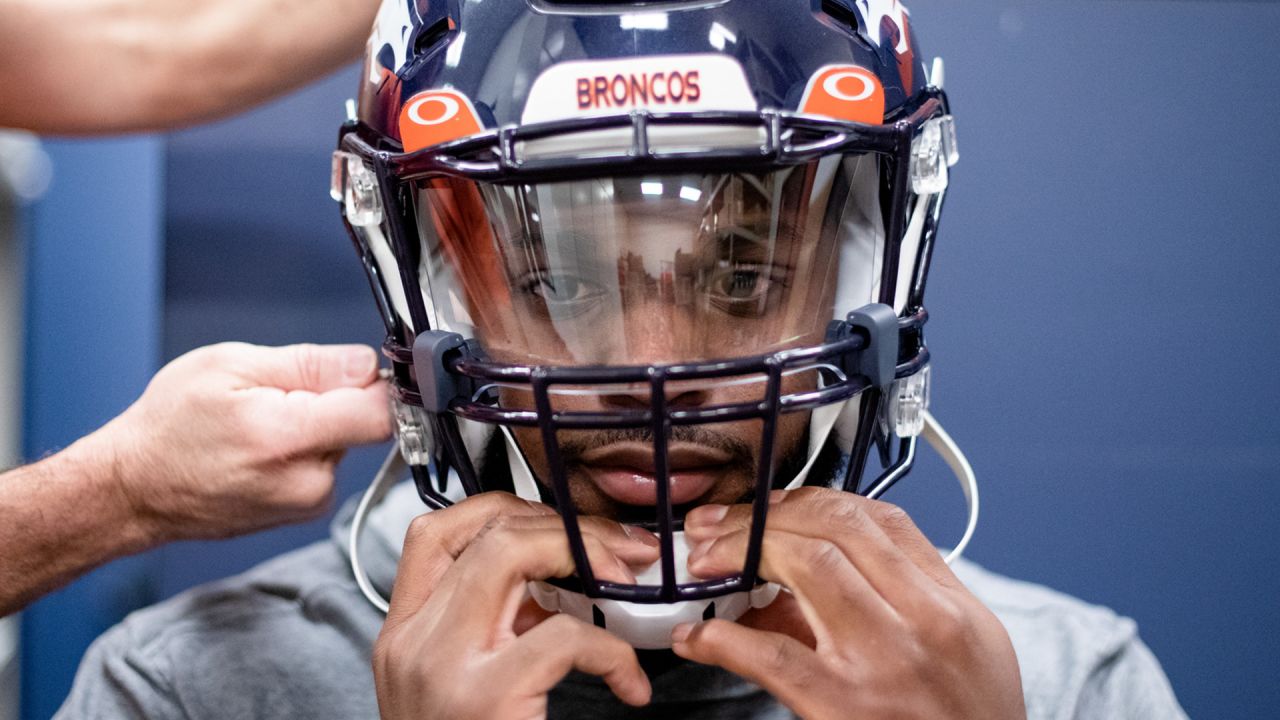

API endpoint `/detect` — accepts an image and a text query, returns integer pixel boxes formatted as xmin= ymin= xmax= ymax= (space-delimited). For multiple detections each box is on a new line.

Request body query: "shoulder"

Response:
xmin=951 ymin=558 xmax=1186 ymax=720
xmin=57 ymin=541 xmax=383 ymax=720
xmin=952 ymin=557 xmax=1138 ymax=656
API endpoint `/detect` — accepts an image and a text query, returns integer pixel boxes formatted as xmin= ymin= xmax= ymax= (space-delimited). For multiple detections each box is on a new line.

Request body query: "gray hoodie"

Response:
xmin=56 ymin=481 xmax=1186 ymax=719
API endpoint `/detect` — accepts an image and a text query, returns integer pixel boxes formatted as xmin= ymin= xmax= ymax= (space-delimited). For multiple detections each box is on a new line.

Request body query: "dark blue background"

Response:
xmin=20 ymin=2 xmax=1280 ymax=717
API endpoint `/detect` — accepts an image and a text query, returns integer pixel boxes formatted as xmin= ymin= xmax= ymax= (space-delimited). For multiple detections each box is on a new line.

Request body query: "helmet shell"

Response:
xmin=359 ymin=0 xmax=927 ymax=146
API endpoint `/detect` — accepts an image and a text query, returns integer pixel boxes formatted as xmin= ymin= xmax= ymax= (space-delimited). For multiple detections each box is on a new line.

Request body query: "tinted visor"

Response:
xmin=413 ymin=154 xmax=886 ymax=367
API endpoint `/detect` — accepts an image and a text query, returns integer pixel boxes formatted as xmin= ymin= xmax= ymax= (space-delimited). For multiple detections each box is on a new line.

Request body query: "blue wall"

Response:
xmin=896 ymin=2 xmax=1280 ymax=716
xmin=156 ymin=70 xmax=388 ymax=599
xmin=19 ymin=2 xmax=1280 ymax=717
xmin=20 ymin=138 xmax=164 ymax=719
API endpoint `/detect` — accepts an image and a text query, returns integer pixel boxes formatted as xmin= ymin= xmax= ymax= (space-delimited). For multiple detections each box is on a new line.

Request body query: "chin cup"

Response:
xmin=526 ymin=531 xmax=782 ymax=650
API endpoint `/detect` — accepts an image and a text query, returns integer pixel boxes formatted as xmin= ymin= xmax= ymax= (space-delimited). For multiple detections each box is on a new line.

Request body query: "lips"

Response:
xmin=579 ymin=442 xmax=731 ymax=506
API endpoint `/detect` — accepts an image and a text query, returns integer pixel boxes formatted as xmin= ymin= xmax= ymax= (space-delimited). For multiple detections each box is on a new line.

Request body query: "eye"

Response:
xmin=528 ymin=274 xmax=591 ymax=302
xmin=720 ymin=268 xmax=767 ymax=299
xmin=705 ymin=263 xmax=788 ymax=317
xmin=520 ymin=271 xmax=605 ymax=317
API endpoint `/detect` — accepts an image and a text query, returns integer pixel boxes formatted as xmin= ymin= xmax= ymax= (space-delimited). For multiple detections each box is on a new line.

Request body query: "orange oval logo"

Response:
xmin=399 ymin=89 xmax=483 ymax=152
xmin=798 ymin=66 xmax=885 ymax=125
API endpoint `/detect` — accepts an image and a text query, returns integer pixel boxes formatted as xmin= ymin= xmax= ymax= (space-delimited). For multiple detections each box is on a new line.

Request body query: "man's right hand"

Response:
xmin=84 ymin=342 xmax=393 ymax=543
xmin=372 ymin=493 xmax=659 ymax=720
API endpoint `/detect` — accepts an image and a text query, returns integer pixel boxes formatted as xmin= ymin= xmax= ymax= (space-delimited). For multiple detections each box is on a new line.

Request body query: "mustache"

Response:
xmin=556 ymin=425 xmax=756 ymax=468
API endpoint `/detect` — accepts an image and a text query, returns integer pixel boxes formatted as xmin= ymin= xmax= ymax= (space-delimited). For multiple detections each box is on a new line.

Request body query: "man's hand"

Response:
xmin=0 ymin=341 xmax=392 ymax=615
xmin=678 ymin=488 xmax=1025 ymax=720
xmin=372 ymin=493 xmax=659 ymax=720
xmin=93 ymin=342 xmax=392 ymax=543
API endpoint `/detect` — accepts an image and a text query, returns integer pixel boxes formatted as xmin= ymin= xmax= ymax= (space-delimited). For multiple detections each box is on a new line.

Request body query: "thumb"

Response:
xmin=294 ymin=380 xmax=394 ymax=452
xmin=238 ymin=343 xmax=380 ymax=392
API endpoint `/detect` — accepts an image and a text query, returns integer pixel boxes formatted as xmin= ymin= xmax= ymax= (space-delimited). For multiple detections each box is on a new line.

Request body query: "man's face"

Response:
xmin=423 ymin=165 xmax=853 ymax=521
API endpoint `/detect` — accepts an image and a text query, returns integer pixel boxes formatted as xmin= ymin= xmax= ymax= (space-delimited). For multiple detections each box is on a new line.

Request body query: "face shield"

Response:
xmin=400 ymin=154 xmax=894 ymax=607
xmin=415 ymin=156 xmax=884 ymax=368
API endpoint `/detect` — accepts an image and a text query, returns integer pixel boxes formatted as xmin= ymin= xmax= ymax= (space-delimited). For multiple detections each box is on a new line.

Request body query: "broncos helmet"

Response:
xmin=335 ymin=0 xmax=960 ymax=648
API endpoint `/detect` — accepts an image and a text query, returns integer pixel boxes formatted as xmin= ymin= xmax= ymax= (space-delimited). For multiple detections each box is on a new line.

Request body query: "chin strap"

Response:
xmin=923 ymin=409 xmax=979 ymax=564
xmin=348 ymin=410 xmax=980 ymax=641
xmin=350 ymin=446 xmax=404 ymax=614
xmin=502 ymin=425 xmax=547 ymax=502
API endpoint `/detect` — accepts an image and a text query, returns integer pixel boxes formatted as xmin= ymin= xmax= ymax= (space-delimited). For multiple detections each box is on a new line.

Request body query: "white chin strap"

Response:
xmin=349 ymin=410 xmax=978 ymax=648
xmin=528 ymin=532 xmax=781 ymax=650
xmin=502 ymin=425 xmax=545 ymax=502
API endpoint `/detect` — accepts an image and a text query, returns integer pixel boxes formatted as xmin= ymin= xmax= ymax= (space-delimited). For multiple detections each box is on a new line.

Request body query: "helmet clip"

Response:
xmin=909 ymin=115 xmax=959 ymax=195
xmin=331 ymin=151 xmax=384 ymax=228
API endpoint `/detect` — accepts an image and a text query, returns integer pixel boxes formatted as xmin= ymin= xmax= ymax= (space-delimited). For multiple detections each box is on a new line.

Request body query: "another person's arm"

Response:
xmin=0 ymin=342 xmax=390 ymax=616
xmin=0 ymin=0 xmax=378 ymax=133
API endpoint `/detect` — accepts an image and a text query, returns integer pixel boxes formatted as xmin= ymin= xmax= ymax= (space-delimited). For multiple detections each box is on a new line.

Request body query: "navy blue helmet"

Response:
xmin=335 ymin=0 xmax=958 ymax=645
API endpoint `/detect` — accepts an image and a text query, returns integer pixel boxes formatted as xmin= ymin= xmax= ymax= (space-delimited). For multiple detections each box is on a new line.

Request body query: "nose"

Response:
xmin=609 ymin=290 xmax=702 ymax=364
xmin=598 ymin=382 xmax=711 ymax=411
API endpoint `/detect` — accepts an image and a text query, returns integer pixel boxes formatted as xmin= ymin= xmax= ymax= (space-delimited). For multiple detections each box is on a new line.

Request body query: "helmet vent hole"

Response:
xmin=820 ymin=0 xmax=860 ymax=35
xmin=413 ymin=17 xmax=452 ymax=58
xmin=702 ymin=602 xmax=716 ymax=621
xmin=533 ymin=0 xmax=720 ymax=10
xmin=592 ymin=605 xmax=607 ymax=629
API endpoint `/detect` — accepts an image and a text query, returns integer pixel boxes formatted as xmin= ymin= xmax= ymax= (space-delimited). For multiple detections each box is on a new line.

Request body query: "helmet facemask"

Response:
xmin=337 ymin=89 xmax=954 ymax=645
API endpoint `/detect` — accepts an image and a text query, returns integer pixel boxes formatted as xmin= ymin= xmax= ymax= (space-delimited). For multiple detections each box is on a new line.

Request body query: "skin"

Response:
xmin=678 ymin=489 xmax=1026 ymax=719
xmin=0 ymin=342 xmax=391 ymax=616
xmin=0 ymin=0 xmax=378 ymax=133
xmin=507 ymin=377 xmax=814 ymax=520
xmin=376 ymin=487 xmax=1026 ymax=719
xmin=434 ymin=171 xmax=838 ymax=518
xmin=373 ymin=493 xmax=659 ymax=720
xmin=376 ymin=168 xmax=1025 ymax=717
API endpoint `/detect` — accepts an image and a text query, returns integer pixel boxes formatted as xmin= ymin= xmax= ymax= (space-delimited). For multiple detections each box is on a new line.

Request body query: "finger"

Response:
xmin=687 ymin=489 xmax=959 ymax=600
xmin=236 ymin=343 xmax=381 ymax=392
xmin=442 ymin=524 xmax=644 ymax=641
xmin=511 ymin=514 xmax=661 ymax=566
xmin=671 ymin=619 xmax=824 ymax=717
xmin=687 ymin=527 xmax=898 ymax=647
xmin=854 ymin=495 xmax=962 ymax=589
xmin=501 ymin=614 xmax=651 ymax=707
xmin=385 ymin=494 xmax=556 ymax=629
xmin=287 ymin=380 xmax=394 ymax=452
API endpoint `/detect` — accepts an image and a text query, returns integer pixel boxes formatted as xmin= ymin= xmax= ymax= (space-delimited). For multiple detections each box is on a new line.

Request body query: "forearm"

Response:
xmin=0 ymin=0 xmax=377 ymax=133
xmin=0 ymin=428 xmax=154 ymax=616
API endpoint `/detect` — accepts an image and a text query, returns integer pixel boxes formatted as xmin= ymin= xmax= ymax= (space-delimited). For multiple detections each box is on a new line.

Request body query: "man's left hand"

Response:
xmin=677 ymin=488 xmax=1025 ymax=720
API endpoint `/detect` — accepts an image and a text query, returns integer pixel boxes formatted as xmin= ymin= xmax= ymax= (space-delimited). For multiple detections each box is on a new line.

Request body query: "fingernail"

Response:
xmin=670 ymin=622 xmax=694 ymax=644
xmin=687 ymin=504 xmax=729 ymax=526
xmin=623 ymin=525 xmax=660 ymax=547
xmin=343 ymin=347 xmax=377 ymax=382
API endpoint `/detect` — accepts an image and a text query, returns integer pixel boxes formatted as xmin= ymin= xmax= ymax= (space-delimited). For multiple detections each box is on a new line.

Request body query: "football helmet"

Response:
xmin=335 ymin=0 xmax=973 ymax=649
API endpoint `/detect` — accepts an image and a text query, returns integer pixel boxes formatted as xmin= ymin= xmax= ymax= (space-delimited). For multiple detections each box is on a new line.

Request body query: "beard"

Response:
xmin=480 ymin=421 xmax=825 ymax=525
